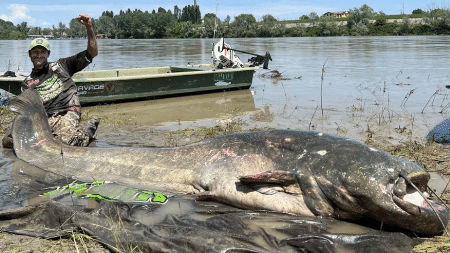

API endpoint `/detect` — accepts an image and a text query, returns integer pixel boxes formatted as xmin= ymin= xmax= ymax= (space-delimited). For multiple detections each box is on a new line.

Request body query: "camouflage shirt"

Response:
xmin=22 ymin=50 xmax=93 ymax=116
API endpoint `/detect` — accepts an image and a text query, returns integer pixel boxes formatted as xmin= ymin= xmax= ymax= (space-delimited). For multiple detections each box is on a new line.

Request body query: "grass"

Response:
xmin=0 ymin=231 xmax=109 ymax=253
xmin=412 ymin=236 xmax=450 ymax=252
xmin=0 ymin=106 xmax=14 ymax=135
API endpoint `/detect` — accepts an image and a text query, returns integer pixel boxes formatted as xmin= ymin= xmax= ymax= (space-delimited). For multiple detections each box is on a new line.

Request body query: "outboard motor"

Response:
xmin=213 ymin=38 xmax=244 ymax=68
xmin=212 ymin=38 xmax=272 ymax=69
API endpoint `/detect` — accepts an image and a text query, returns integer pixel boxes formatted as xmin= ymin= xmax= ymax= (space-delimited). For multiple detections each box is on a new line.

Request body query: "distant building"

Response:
xmin=194 ymin=0 xmax=197 ymax=7
xmin=322 ymin=11 xmax=349 ymax=18
xmin=27 ymin=34 xmax=54 ymax=39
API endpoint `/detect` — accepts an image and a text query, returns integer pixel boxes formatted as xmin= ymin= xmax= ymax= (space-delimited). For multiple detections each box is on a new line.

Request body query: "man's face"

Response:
xmin=29 ymin=46 xmax=49 ymax=69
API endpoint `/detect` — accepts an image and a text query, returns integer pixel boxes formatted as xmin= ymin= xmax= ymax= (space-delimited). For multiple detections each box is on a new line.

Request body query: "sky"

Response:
xmin=0 ymin=0 xmax=439 ymax=28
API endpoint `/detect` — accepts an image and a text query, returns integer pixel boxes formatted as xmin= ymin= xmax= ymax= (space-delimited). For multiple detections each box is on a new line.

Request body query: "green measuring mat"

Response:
xmin=42 ymin=180 xmax=168 ymax=204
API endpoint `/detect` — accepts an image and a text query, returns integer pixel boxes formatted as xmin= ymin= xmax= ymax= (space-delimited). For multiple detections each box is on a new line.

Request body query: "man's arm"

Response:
xmin=77 ymin=14 xmax=98 ymax=58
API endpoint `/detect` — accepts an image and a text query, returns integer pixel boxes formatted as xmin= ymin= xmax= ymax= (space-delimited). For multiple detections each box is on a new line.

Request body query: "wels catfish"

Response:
xmin=8 ymin=89 xmax=449 ymax=235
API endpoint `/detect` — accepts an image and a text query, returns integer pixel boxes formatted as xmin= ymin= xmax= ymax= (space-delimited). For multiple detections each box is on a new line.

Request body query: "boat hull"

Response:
xmin=0 ymin=64 xmax=257 ymax=105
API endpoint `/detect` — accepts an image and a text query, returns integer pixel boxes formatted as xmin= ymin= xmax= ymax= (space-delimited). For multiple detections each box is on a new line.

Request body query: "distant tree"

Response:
xmin=350 ymin=22 xmax=369 ymax=35
xmin=102 ymin=11 xmax=114 ymax=18
xmin=28 ymin=26 xmax=40 ymax=35
xmin=300 ymin=15 xmax=309 ymax=20
xmin=68 ymin=18 xmax=85 ymax=37
xmin=318 ymin=18 xmax=341 ymax=36
xmin=396 ymin=16 xmax=413 ymax=35
xmin=229 ymin=14 xmax=257 ymax=37
xmin=54 ymin=21 xmax=67 ymax=38
xmin=308 ymin=12 xmax=319 ymax=20
xmin=16 ymin=22 xmax=30 ymax=34
xmin=374 ymin=17 xmax=387 ymax=26
xmin=203 ymin=13 xmax=220 ymax=37
xmin=233 ymin=14 xmax=256 ymax=28
xmin=412 ymin=9 xmax=424 ymax=14
xmin=204 ymin=13 xmax=219 ymax=21
xmin=96 ymin=14 xmax=116 ymax=38
xmin=424 ymin=4 xmax=450 ymax=27
xmin=347 ymin=4 xmax=375 ymax=29
xmin=258 ymin=14 xmax=279 ymax=37
xmin=42 ymin=27 xmax=52 ymax=35
xmin=261 ymin=14 xmax=277 ymax=24
xmin=174 ymin=5 xmax=182 ymax=20
xmin=180 ymin=5 xmax=201 ymax=24
xmin=290 ymin=24 xmax=306 ymax=37
xmin=224 ymin=15 xmax=231 ymax=24
xmin=0 ymin=19 xmax=26 ymax=39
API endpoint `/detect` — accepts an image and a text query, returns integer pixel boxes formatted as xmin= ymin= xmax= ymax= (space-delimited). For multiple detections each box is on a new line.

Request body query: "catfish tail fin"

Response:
xmin=9 ymin=89 xmax=56 ymax=162
xmin=9 ymin=89 xmax=46 ymax=117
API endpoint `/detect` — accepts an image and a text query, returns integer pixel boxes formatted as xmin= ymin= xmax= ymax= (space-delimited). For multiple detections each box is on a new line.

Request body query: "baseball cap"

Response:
xmin=29 ymin=38 xmax=50 ymax=51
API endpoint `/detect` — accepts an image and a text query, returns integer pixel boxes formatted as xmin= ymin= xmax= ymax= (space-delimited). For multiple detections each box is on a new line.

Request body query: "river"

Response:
xmin=2 ymin=36 xmax=450 ymax=141
xmin=3 ymin=37 xmax=450 ymax=134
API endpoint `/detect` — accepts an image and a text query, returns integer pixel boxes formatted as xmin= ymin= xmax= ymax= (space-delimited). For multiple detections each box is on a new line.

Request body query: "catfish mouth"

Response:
xmin=391 ymin=171 xmax=449 ymax=235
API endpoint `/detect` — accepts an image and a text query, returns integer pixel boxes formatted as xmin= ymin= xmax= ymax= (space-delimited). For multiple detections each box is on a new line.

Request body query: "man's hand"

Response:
xmin=77 ymin=14 xmax=92 ymax=27
xmin=76 ymin=13 xmax=98 ymax=58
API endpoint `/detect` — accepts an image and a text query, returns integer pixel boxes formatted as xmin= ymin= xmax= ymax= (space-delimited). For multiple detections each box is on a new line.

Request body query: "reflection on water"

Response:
xmin=84 ymin=89 xmax=257 ymax=128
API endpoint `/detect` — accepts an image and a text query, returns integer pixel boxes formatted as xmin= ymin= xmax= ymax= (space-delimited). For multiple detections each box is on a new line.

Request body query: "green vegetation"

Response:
xmin=0 ymin=19 xmax=27 ymax=39
xmin=0 ymin=106 xmax=14 ymax=135
xmin=1 ymin=4 xmax=450 ymax=39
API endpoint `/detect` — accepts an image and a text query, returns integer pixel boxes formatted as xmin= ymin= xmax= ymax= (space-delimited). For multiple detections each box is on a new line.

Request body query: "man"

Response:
xmin=2 ymin=14 xmax=99 ymax=148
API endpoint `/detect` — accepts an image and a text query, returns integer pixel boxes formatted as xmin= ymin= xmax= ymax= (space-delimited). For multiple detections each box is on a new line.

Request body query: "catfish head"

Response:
xmin=294 ymin=134 xmax=449 ymax=235
xmin=236 ymin=131 xmax=449 ymax=235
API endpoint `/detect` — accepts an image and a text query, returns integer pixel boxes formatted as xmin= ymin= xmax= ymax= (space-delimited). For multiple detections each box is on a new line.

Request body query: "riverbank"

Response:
xmin=1 ymin=99 xmax=450 ymax=252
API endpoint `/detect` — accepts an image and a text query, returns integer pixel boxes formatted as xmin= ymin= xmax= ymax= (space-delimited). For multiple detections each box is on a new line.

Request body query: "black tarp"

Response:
xmin=0 ymin=149 xmax=417 ymax=253
xmin=427 ymin=118 xmax=450 ymax=144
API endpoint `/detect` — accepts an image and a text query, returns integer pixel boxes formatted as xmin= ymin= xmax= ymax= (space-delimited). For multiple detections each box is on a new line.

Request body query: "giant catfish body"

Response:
xmin=9 ymin=89 xmax=449 ymax=235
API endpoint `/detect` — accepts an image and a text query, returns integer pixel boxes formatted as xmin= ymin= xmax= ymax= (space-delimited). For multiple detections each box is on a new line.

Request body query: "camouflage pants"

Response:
xmin=48 ymin=111 xmax=90 ymax=147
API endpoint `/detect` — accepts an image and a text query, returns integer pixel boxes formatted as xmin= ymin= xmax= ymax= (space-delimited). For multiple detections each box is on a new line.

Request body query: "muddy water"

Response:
xmin=84 ymin=89 xmax=257 ymax=129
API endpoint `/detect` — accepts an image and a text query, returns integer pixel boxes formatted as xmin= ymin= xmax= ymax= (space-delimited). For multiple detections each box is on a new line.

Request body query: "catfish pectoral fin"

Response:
xmin=239 ymin=170 xmax=297 ymax=184
xmin=249 ymin=183 xmax=284 ymax=195
xmin=192 ymin=183 xmax=206 ymax=193
xmin=239 ymin=170 xmax=302 ymax=194
xmin=196 ymin=191 xmax=220 ymax=201
xmin=298 ymin=175 xmax=334 ymax=217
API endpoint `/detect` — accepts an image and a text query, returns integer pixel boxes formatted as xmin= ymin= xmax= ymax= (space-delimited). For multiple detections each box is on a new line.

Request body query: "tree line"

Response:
xmin=2 ymin=4 xmax=450 ymax=40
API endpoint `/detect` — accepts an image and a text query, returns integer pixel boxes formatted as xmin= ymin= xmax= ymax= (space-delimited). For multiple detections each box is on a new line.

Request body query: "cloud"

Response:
xmin=0 ymin=4 xmax=35 ymax=24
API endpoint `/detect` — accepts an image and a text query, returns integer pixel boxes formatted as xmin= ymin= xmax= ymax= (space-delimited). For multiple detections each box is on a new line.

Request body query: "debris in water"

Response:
xmin=259 ymin=70 xmax=290 ymax=80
